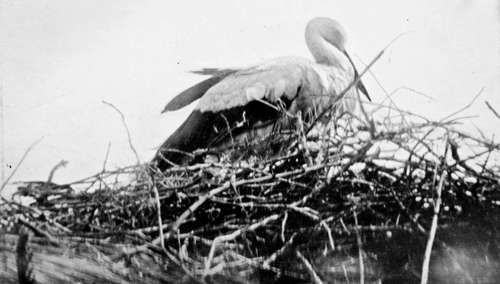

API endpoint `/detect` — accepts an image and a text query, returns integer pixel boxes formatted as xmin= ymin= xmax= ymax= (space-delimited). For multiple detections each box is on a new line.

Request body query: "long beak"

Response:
xmin=343 ymin=50 xmax=371 ymax=102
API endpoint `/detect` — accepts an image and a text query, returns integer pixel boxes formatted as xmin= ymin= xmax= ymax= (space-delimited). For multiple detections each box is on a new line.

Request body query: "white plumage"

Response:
xmin=197 ymin=57 xmax=356 ymax=114
xmin=152 ymin=17 xmax=370 ymax=170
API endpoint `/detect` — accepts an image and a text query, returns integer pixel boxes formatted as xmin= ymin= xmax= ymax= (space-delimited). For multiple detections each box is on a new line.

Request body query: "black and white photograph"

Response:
xmin=1 ymin=1 xmax=500 ymax=283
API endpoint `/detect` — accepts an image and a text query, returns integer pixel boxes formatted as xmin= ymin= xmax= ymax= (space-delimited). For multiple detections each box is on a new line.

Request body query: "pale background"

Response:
xmin=1 ymin=1 xmax=499 ymax=191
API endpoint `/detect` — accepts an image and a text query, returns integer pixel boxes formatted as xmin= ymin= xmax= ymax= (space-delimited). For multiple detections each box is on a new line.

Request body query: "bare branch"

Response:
xmin=296 ymin=250 xmax=324 ymax=284
xmin=0 ymin=137 xmax=43 ymax=195
xmin=102 ymin=100 xmax=141 ymax=165
xmin=485 ymin=101 xmax=500 ymax=120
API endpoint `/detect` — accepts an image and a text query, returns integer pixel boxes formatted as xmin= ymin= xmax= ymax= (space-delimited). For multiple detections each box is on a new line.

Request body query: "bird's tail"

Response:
xmin=151 ymin=110 xmax=213 ymax=171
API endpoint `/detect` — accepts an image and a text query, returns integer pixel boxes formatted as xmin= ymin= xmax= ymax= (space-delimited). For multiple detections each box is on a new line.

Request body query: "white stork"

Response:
xmin=152 ymin=17 xmax=370 ymax=170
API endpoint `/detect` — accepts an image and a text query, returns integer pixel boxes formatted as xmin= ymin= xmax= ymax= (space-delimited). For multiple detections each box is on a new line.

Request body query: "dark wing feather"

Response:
xmin=190 ymin=68 xmax=238 ymax=76
xmin=152 ymin=98 xmax=290 ymax=169
xmin=161 ymin=69 xmax=237 ymax=113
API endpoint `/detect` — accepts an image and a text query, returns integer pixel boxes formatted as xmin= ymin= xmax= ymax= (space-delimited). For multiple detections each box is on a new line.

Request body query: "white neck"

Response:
xmin=306 ymin=31 xmax=350 ymax=71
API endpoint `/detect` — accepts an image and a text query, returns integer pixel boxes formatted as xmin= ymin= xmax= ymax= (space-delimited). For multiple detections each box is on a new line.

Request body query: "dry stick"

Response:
xmin=370 ymin=100 xmax=431 ymax=124
xmin=203 ymin=213 xmax=280 ymax=275
xmin=37 ymin=159 xmax=69 ymax=203
xmin=439 ymin=88 xmax=483 ymax=123
xmin=97 ymin=142 xmax=112 ymax=190
xmin=357 ymin=92 xmax=376 ymax=138
xmin=420 ymin=167 xmax=446 ymax=284
xmin=262 ymin=233 xmax=297 ymax=269
xmin=235 ymin=164 xmax=310 ymax=190
xmin=448 ymin=140 xmax=488 ymax=178
xmin=485 ymin=100 xmax=500 ymax=120
xmin=451 ymin=128 xmax=500 ymax=151
xmin=102 ymin=101 xmax=141 ymax=165
xmin=152 ymin=183 xmax=165 ymax=251
xmin=0 ymin=138 xmax=43 ymax=195
xmin=117 ymin=176 xmax=275 ymax=259
xmin=320 ymin=220 xmax=335 ymax=251
xmin=281 ymin=211 xmax=288 ymax=242
xmin=355 ymin=31 xmax=417 ymax=122
xmin=210 ymin=199 xmax=319 ymax=220
xmin=17 ymin=216 xmax=60 ymax=247
xmin=366 ymin=76 xmax=416 ymax=127
xmin=375 ymin=84 xmax=435 ymax=107
xmin=68 ymin=165 xmax=139 ymax=185
xmin=353 ymin=211 xmax=365 ymax=284
xmin=292 ymin=142 xmax=372 ymax=208
xmin=3 ymin=189 xmax=72 ymax=235
xmin=139 ymin=169 xmax=168 ymax=248
xmin=297 ymin=112 xmax=313 ymax=165
xmin=342 ymin=264 xmax=350 ymax=284
xmin=296 ymin=250 xmax=324 ymax=284
xmin=479 ymin=143 xmax=494 ymax=176
xmin=46 ymin=160 xmax=68 ymax=184
xmin=401 ymin=127 xmax=439 ymax=179
xmin=162 ymin=162 xmax=332 ymax=240
xmin=101 ymin=142 xmax=112 ymax=172
xmin=164 ymin=182 xmax=232 ymax=243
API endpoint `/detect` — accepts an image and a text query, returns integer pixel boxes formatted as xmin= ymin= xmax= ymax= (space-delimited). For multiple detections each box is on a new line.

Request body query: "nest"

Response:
xmin=1 ymin=100 xmax=500 ymax=284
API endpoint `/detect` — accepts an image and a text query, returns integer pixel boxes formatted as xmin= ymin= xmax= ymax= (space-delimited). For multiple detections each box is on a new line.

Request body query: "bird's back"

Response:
xmin=198 ymin=57 xmax=357 ymax=113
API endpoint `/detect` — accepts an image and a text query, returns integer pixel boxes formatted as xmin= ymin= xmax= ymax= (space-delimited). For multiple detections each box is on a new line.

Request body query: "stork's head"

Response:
xmin=306 ymin=17 xmax=371 ymax=102
xmin=306 ymin=17 xmax=348 ymax=51
xmin=305 ymin=17 xmax=350 ymax=68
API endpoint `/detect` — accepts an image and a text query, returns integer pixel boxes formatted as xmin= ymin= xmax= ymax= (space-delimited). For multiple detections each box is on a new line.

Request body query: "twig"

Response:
xmin=292 ymin=142 xmax=373 ymax=207
xmin=353 ymin=211 xmax=365 ymax=284
xmin=46 ymin=160 xmax=68 ymax=184
xmin=204 ymin=214 xmax=280 ymax=275
xmin=281 ymin=211 xmax=288 ymax=242
xmin=6 ymin=83 xmax=500 ymax=283
xmin=420 ymin=168 xmax=446 ymax=284
xmin=17 ymin=216 xmax=60 ymax=247
xmin=0 ymin=137 xmax=43 ymax=195
xmin=152 ymin=182 xmax=165 ymax=251
xmin=118 ymin=166 xmax=321 ymax=259
xmin=342 ymin=264 xmax=350 ymax=284
xmin=162 ymin=162 xmax=335 ymax=242
xmin=262 ymin=233 xmax=297 ymax=269
xmin=439 ymin=88 xmax=483 ymax=123
xmin=296 ymin=250 xmax=324 ymax=284
xmin=357 ymin=92 xmax=375 ymax=138
xmin=320 ymin=221 xmax=335 ymax=251
xmin=485 ymin=101 xmax=500 ymax=120
xmin=297 ymin=112 xmax=313 ymax=166
xmin=97 ymin=143 xmax=112 ymax=190
xmin=102 ymin=101 xmax=141 ymax=165
xmin=101 ymin=142 xmax=112 ymax=172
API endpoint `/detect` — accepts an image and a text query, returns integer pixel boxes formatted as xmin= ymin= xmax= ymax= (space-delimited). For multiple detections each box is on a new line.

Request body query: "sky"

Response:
xmin=1 ymin=0 xmax=499 ymax=190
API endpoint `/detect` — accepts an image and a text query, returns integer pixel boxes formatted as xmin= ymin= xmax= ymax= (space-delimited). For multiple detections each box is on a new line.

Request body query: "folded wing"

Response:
xmin=196 ymin=57 xmax=329 ymax=113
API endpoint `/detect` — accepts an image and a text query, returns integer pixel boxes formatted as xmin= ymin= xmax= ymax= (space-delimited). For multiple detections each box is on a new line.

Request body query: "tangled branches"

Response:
xmin=2 ymin=100 xmax=500 ymax=283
